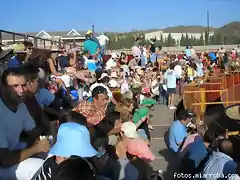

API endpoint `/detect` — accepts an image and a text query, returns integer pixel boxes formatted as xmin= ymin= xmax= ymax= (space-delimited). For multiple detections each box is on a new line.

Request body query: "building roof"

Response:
xmin=1 ymin=29 xmax=90 ymax=41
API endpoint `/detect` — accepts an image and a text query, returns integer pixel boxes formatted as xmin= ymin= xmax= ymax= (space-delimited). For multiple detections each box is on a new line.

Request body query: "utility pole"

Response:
xmin=207 ymin=10 xmax=210 ymax=44
xmin=92 ymin=25 xmax=95 ymax=34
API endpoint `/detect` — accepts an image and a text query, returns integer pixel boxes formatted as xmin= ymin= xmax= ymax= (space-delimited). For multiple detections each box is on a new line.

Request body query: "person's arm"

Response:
xmin=0 ymin=146 xmax=38 ymax=167
xmin=48 ymin=58 xmax=63 ymax=76
xmin=135 ymin=116 xmax=148 ymax=129
xmin=175 ymin=131 xmax=187 ymax=146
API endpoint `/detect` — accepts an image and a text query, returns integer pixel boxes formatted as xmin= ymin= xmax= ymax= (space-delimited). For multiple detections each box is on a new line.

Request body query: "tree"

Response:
xmin=160 ymin=34 xmax=164 ymax=45
xmin=166 ymin=33 xmax=175 ymax=47
xmin=199 ymin=33 xmax=204 ymax=45
xmin=185 ymin=33 xmax=190 ymax=46
xmin=180 ymin=34 xmax=185 ymax=46
xmin=204 ymin=29 xmax=209 ymax=45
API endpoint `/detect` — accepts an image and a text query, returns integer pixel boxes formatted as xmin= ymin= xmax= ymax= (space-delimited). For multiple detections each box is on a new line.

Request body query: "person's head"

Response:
xmin=120 ymin=121 xmax=139 ymax=139
xmin=83 ymin=50 xmax=90 ymax=58
xmin=178 ymin=111 xmax=191 ymax=126
xmin=53 ymin=156 xmax=96 ymax=180
xmin=98 ymin=73 xmax=110 ymax=85
xmin=108 ymin=79 xmax=118 ymax=91
xmin=92 ymin=86 xmax=108 ymax=108
xmin=60 ymin=111 xmax=87 ymax=126
xmin=196 ymin=125 xmax=208 ymax=137
xmin=50 ymin=122 xmax=97 ymax=164
xmin=169 ymin=63 xmax=175 ymax=70
xmin=122 ymin=98 xmax=134 ymax=112
xmin=1 ymin=67 xmax=26 ymax=104
xmin=22 ymin=64 xmax=40 ymax=94
xmin=218 ymin=139 xmax=234 ymax=157
xmin=203 ymin=130 xmax=216 ymax=145
xmin=23 ymin=41 xmax=33 ymax=56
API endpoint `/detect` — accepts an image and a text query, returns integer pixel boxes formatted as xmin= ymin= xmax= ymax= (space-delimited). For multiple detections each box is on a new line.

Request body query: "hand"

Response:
xmin=33 ymin=138 xmax=50 ymax=153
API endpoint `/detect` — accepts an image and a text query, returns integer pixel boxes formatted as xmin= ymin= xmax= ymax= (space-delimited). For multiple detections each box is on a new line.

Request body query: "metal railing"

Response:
xmin=0 ymin=29 xmax=73 ymax=50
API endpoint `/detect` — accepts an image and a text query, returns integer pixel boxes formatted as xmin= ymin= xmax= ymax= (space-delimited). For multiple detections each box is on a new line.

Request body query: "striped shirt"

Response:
xmin=31 ymin=156 xmax=57 ymax=180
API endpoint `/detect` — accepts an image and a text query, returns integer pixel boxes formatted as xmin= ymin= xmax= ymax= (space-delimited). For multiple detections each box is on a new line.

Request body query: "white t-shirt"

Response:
xmin=90 ymin=83 xmax=112 ymax=98
xmin=106 ymin=58 xmax=116 ymax=70
xmin=97 ymin=35 xmax=109 ymax=46
xmin=174 ymin=65 xmax=182 ymax=78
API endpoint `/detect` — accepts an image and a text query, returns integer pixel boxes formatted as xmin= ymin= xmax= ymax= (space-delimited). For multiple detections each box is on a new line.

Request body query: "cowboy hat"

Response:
xmin=225 ymin=104 xmax=240 ymax=120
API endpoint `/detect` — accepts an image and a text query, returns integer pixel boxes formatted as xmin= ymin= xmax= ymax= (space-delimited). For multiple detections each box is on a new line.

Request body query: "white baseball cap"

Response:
xmin=121 ymin=122 xmax=139 ymax=139
xmin=111 ymin=53 xmax=118 ymax=59
xmin=108 ymin=79 xmax=118 ymax=88
xmin=98 ymin=73 xmax=110 ymax=80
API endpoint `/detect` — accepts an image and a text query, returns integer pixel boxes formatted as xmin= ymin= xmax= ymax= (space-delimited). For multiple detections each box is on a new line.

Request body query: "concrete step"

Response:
xmin=150 ymin=126 xmax=169 ymax=138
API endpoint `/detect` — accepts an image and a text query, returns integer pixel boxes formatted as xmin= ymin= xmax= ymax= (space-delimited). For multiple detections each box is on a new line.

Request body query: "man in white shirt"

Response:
xmin=106 ymin=53 xmax=117 ymax=70
xmin=97 ymin=34 xmax=109 ymax=56
xmin=174 ymin=62 xmax=182 ymax=79
xmin=0 ymin=68 xmax=50 ymax=180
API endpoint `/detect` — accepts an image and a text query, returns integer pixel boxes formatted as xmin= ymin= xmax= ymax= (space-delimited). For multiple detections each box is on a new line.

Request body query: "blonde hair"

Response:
xmin=197 ymin=125 xmax=208 ymax=137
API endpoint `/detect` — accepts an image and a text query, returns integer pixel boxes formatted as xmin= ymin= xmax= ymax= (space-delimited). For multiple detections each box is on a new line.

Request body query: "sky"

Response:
xmin=0 ymin=0 xmax=239 ymax=33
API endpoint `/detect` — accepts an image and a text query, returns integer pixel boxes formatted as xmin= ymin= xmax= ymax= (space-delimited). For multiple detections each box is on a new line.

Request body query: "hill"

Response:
xmin=162 ymin=25 xmax=217 ymax=33
xmin=213 ymin=21 xmax=240 ymax=44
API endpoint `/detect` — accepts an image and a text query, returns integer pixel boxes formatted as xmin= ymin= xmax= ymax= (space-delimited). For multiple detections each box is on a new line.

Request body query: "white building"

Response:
xmin=145 ymin=31 xmax=215 ymax=41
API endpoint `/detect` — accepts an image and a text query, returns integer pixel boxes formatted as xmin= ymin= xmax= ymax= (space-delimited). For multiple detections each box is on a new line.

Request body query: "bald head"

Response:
xmin=218 ymin=139 xmax=233 ymax=157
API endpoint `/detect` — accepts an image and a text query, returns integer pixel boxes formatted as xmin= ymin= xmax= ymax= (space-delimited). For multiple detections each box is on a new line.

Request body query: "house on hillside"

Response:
xmin=1 ymin=29 xmax=86 ymax=50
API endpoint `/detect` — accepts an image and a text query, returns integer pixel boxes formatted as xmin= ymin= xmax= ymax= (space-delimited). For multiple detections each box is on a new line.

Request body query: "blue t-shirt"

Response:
xmin=7 ymin=56 xmax=20 ymax=68
xmin=83 ymin=40 xmax=99 ymax=55
xmin=169 ymin=120 xmax=187 ymax=152
xmin=35 ymin=88 xmax=55 ymax=108
xmin=187 ymin=138 xmax=208 ymax=168
xmin=0 ymin=99 xmax=35 ymax=151
xmin=209 ymin=52 xmax=217 ymax=61
xmin=165 ymin=69 xmax=177 ymax=88
xmin=185 ymin=49 xmax=192 ymax=57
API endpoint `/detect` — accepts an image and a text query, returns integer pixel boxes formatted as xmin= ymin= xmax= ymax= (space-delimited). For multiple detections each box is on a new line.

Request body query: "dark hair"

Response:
xmin=95 ymin=69 xmax=103 ymax=83
xmin=1 ymin=67 xmax=25 ymax=85
xmin=218 ymin=139 xmax=233 ymax=157
xmin=92 ymin=86 xmax=108 ymax=98
xmin=101 ymin=76 xmax=110 ymax=84
xmin=169 ymin=63 xmax=175 ymax=70
xmin=203 ymin=130 xmax=216 ymax=144
xmin=178 ymin=110 xmax=190 ymax=121
xmin=104 ymin=111 xmax=120 ymax=125
xmin=22 ymin=64 xmax=40 ymax=81
xmin=60 ymin=111 xmax=86 ymax=126
xmin=53 ymin=157 xmax=95 ymax=180
xmin=23 ymin=41 xmax=33 ymax=48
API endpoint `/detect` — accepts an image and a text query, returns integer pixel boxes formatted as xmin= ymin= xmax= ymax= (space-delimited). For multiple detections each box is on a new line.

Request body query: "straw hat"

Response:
xmin=225 ymin=104 xmax=240 ymax=120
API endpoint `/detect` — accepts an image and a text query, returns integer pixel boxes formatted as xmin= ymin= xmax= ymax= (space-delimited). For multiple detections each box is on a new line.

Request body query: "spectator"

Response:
xmin=197 ymin=139 xmax=239 ymax=180
xmin=0 ymin=68 xmax=50 ymax=180
xmin=165 ymin=63 xmax=177 ymax=109
xmin=32 ymin=122 xmax=100 ymax=180
xmin=83 ymin=33 xmax=100 ymax=56
xmin=73 ymin=86 xmax=108 ymax=127
xmin=168 ymin=111 xmax=195 ymax=152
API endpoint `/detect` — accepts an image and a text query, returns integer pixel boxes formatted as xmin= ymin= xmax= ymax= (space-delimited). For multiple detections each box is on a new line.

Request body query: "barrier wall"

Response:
xmin=183 ymin=72 xmax=240 ymax=121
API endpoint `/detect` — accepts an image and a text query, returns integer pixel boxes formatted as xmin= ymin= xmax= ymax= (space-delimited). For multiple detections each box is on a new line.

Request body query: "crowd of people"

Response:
xmin=0 ymin=31 xmax=239 ymax=180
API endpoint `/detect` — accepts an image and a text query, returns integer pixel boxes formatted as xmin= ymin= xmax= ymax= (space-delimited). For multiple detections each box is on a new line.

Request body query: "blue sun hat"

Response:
xmin=50 ymin=122 xmax=97 ymax=158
